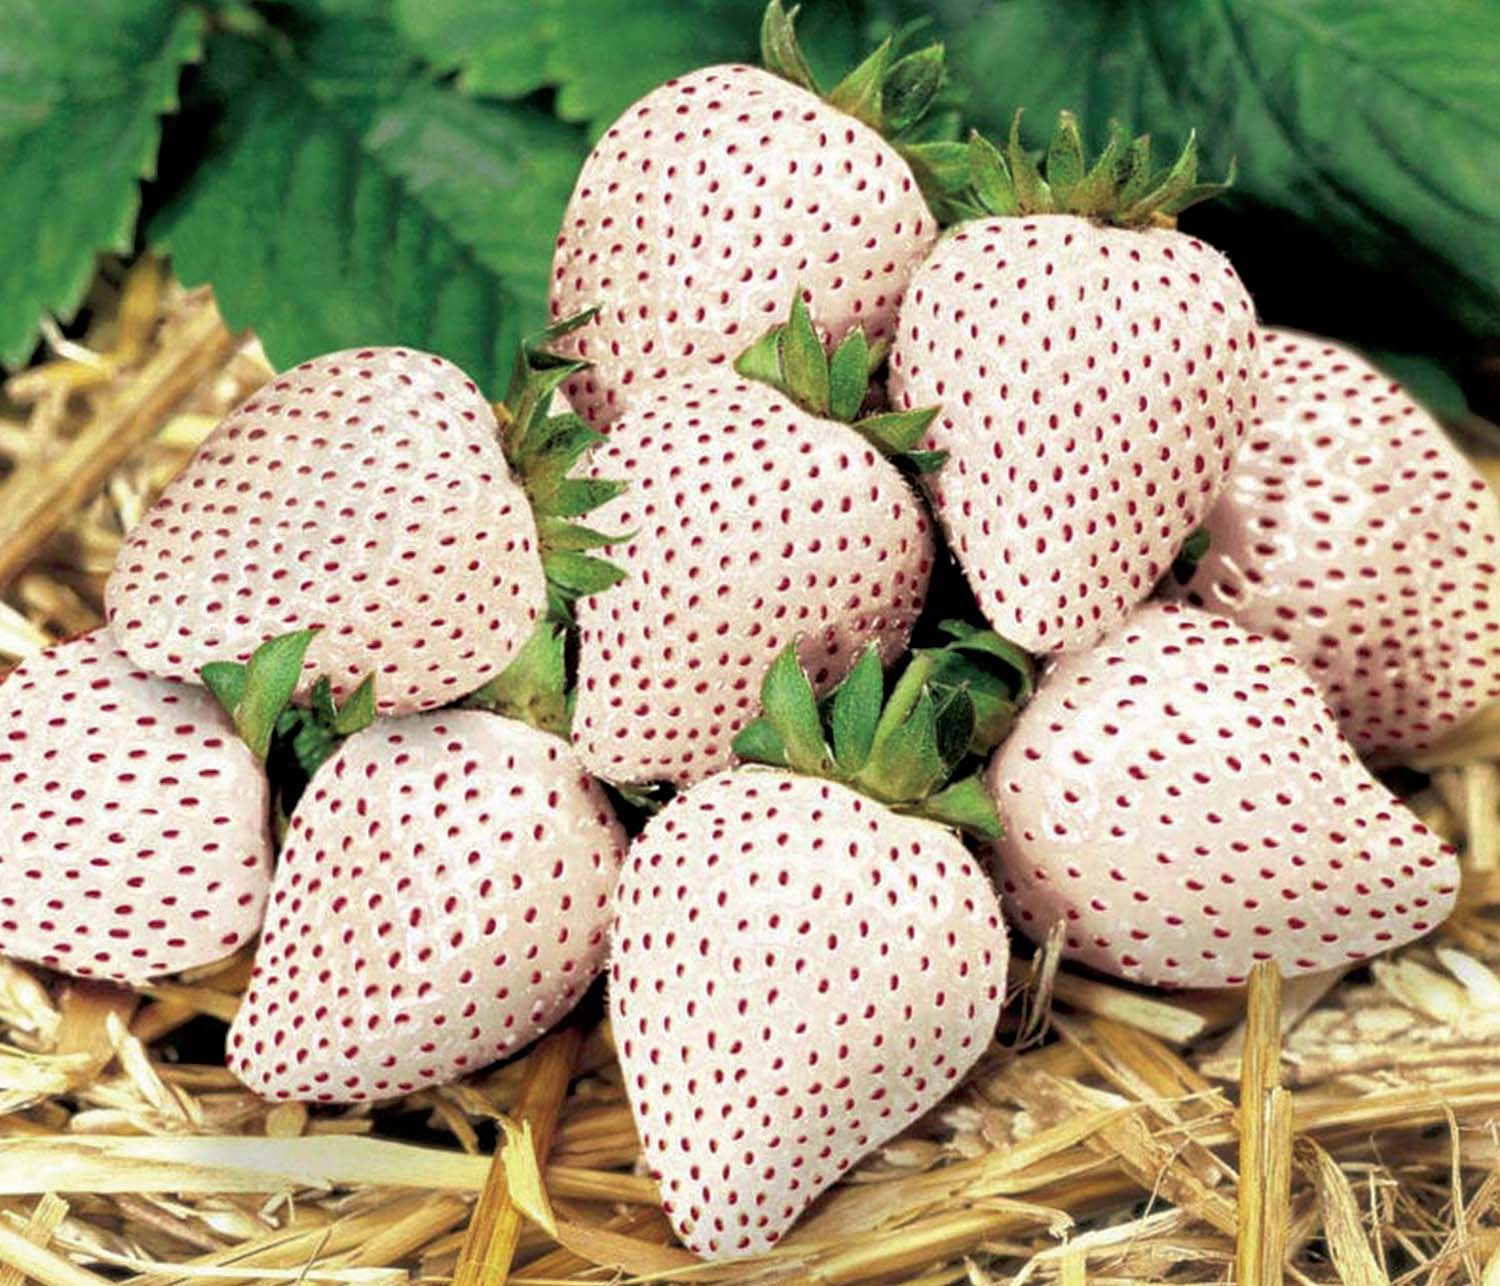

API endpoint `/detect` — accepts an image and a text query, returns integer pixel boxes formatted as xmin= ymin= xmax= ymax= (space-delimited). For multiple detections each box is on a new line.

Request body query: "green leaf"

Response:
xmin=331 ymin=673 xmax=378 ymax=736
xmin=916 ymin=774 xmax=1003 ymax=840
xmin=152 ymin=16 xmax=585 ymax=393
xmin=827 ymin=328 xmax=870 ymax=424
xmin=929 ymin=0 xmax=1500 ymax=354
xmin=391 ymin=0 xmax=560 ymax=99
xmin=777 ymin=292 xmax=830 ymax=416
xmin=0 ymin=1 xmax=203 ymax=366
xmin=237 ymin=629 xmax=320 ymax=761
xmin=829 ymin=644 xmax=883 ymax=774
xmin=757 ymin=643 xmax=830 ymax=775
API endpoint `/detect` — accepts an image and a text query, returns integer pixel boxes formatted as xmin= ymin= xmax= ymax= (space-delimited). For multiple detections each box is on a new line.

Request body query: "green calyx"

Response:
xmin=760 ymin=1 xmax=947 ymax=143
xmin=927 ymin=111 xmax=1234 ymax=228
xmin=731 ymin=623 xmax=1035 ymax=839
xmin=735 ymin=289 xmax=945 ymax=474
xmin=500 ymin=310 xmax=628 ymax=622
xmin=202 ymin=628 xmax=377 ymax=774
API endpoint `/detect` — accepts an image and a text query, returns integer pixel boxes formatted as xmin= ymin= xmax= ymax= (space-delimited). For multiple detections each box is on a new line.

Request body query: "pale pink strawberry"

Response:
xmin=1168 ymin=328 xmax=1500 ymax=754
xmin=888 ymin=120 xmax=1261 ymax=654
xmin=227 ymin=710 xmax=624 ymax=1102
xmin=571 ymin=376 xmax=933 ymax=786
xmin=612 ymin=770 xmax=1006 ymax=1259
xmin=549 ymin=62 xmax=937 ymax=429
xmin=0 ymin=630 xmax=271 ymax=984
xmin=106 ymin=347 xmax=547 ymax=717
xmin=988 ymin=603 xmax=1459 ymax=988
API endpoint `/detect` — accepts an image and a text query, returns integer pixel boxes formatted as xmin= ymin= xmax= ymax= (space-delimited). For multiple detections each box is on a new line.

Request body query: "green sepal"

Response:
xmin=758 ymin=0 xmax=947 ymax=145
xmin=851 ymin=407 xmax=939 ymax=457
xmin=826 ymin=38 xmax=891 ymax=131
xmin=1006 ymin=111 xmax=1050 ymax=213
xmin=308 ymin=675 xmax=339 ymax=727
xmin=1044 ymin=111 xmax=1086 ymax=204
xmin=759 ymin=0 xmax=818 ymax=93
xmin=730 ymin=716 xmax=788 ymax=768
xmin=900 ymin=140 xmax=975 ymax=221
xmin=507 ymin=311 xmax=626 ymax=611
xmin=858 ymin=686 xmax=945 ymax=803
xmin=758 ymin=643 xmax=831 ymax=775
xmin=466 ymin=620 xmax=571 ymax=738
xmin=543 ymin=478 xmax=629 ymax=520
xmin=827 ymin=328 xmax=870 ymax=423
xmin=881 ymin=44 xmax=945 ymax=135
xmin=955 ymin=110 xmax=1234 ymax=228
xmin=903 ymin=449 xmax=949 ymax=474
xmin=201 ymin=662 xmax=248 ymax=719
xmin=331 ymin=674 xmax=377 ymax=737
xmin=968 ymin=131 xmax=1017 ymax=217
xmin=201 ymin=628 xmax=320 ymax=762
xmin=918 ymin=774 xmax=1003 ymax=839
xmin=536 ymin=516 xmax=628 ymax=553
xmin=829 ymin=644 xmax=883 ymax=774
xmin=542 ymin=551 xmax=628 ymax=597
xmin=780 ymin=291 xmax=830 ymax=416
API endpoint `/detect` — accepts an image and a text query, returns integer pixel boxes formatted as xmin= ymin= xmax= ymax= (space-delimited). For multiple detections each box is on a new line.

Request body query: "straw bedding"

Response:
xmin=2 ymin=259 xmax=1500 ymax=1285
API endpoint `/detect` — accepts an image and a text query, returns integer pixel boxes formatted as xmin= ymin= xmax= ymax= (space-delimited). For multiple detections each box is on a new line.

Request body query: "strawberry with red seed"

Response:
xmin=571 ymin=294 xmax=938 ymax=786
xmin=987 ymin=602 xmax=1459 ymax=988
xmin=227 ymin=708 xmax=625 ymax=1103
xmin=1169 ymin=328 xmax=1500 ymax=754
xmin=549 ymin=2 xmax=945 ymax=429
xmin=612 ymin=634 xmax=1025 ymax=1258
xmin=0 ymin=630 xmax=273 ymax=984
xmin=107 ymin=331 xmax=623 ymax=717
xmin=888 ymin=115 xmax=1261 ymax=654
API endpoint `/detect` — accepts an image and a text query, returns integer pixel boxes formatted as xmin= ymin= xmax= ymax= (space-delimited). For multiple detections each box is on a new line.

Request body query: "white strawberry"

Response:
xmin=107 ymin=335 xmax=623 ymax=717
xmin=571 ymin=294 xmax=938 ymax=786
xmin=0 ymin=630 xmax=272 ymax=984
xmin=888 ymin=115 xmax=1262 ymax=655
xmin=549 ymin=3 xmax=944 ymax=429
xmin=988 ymin=602 xmax=1460 ymax=988
xmin=612 ymin=634 xmax=1026 ymax=1257
xmin=1168 ymin=327 xmax=1500 ymax=754
xmin=227 ymin=709 xmax=625 ymax=1102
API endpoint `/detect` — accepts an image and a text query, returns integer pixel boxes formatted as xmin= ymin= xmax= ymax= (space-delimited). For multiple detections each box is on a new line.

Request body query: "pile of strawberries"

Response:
xmin=4 ymin=3 xmax=1499 ymax=1262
